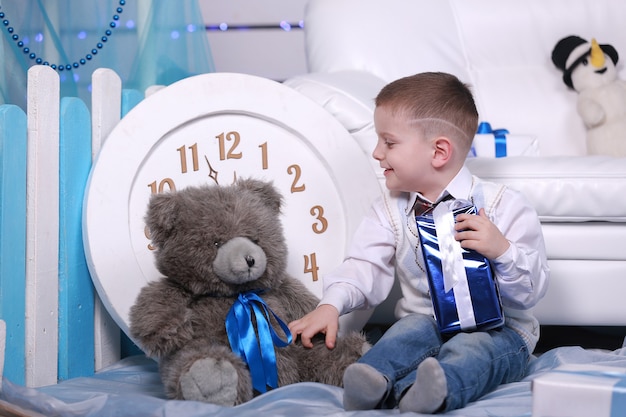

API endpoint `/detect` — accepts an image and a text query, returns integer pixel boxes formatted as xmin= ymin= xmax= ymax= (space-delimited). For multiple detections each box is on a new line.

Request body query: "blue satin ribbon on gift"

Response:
xmin=225 ymin=291 xmax=292 ymax=394
xmin=554 ymin=368 xmax=626 ymax=417
xmin=476 ymin=121 xmax=509 ymax=158
xmin=432 ymin=200 xmax=476 ymax=331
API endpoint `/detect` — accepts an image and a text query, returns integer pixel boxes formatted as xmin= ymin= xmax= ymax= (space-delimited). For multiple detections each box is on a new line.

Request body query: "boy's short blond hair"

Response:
xmin=375 ymin=72 xmax=478 ymax=153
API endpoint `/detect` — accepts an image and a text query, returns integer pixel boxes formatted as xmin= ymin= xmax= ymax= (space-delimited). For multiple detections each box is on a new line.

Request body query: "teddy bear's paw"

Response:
xmin=179 ymin=357 xmax=238 ymax=406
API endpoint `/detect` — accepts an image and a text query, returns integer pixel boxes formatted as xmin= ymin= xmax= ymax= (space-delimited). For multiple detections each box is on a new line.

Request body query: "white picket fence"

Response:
xmin=0 ymin=65 xmax=146 ymax=387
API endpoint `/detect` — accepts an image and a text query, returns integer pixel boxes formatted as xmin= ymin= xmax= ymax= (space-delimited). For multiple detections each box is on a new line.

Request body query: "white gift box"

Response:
xmin=469 ymin=133 xmax=539 ymax=158
xmin=532 ymin=364 xmax=626 ymax=417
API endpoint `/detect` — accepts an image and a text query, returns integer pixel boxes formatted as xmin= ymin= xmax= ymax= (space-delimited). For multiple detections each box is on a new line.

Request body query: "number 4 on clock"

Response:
xmin=304 ymin=253 xmax=320 ymax=282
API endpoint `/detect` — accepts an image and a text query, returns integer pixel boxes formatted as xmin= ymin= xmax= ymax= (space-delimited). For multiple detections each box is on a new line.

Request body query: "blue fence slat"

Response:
xmin=0 ymin=104 xmax=28 ymax=386
xmin=58 ymin=97 xmax=95 ymax=381
xmin=122 ymin=89 xmax=143 ymax=117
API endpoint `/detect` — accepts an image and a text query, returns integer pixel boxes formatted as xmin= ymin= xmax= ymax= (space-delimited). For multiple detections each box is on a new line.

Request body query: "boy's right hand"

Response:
xmin=288 ymin=304 xmax=340 ymax=349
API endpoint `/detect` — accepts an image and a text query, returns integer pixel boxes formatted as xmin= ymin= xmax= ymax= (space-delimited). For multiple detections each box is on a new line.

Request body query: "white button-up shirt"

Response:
xmin=320 ymin=166 xmax=549 ymax=349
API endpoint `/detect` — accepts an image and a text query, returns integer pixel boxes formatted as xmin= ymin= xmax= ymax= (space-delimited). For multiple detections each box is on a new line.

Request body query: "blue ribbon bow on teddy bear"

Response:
xmin=226 ymin=290 xmax=292 ymax=394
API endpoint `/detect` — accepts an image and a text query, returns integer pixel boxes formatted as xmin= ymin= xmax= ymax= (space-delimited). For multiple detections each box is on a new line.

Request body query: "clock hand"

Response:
xmin=205 ymin=155 xmax=219 ymax=185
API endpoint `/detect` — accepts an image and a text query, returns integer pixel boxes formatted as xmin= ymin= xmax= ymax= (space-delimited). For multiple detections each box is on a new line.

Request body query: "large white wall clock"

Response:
xmin=83 ymin=72 xmax=382 ymax=337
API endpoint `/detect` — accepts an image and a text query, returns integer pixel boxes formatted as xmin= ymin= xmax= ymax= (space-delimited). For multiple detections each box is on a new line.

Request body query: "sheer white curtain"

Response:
xmin=0 ymin=0 xmax=214 ymax=109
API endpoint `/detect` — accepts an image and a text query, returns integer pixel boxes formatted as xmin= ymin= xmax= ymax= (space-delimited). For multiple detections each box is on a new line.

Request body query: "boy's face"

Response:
xmin=372 ymin=105 xmax=436 ymax=194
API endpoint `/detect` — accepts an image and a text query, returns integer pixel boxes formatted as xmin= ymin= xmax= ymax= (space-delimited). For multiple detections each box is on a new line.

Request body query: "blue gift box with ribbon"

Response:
xmin=475 ymin=121 xmax=509 ymax=158
xmin=469 ymin=121 xmax=539 ymax=158
xmin=416 ymin=200 xmax=504 ymax=334
xmin=532 ymin=364 xmax=626 ymax=417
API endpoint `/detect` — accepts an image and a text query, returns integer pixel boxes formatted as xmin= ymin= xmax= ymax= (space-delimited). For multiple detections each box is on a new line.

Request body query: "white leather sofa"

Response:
xmin=285 ymin=0 xmax=626 ymax=328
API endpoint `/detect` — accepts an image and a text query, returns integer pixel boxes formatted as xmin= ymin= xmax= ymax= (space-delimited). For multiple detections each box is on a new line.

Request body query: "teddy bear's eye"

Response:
xmin=582 ymin=58 xmax=589 ymax=66
xmin=214 ymin=241 xmax=223 ymax=248
xmin=250 ymin=238 xmax=260 ymax=245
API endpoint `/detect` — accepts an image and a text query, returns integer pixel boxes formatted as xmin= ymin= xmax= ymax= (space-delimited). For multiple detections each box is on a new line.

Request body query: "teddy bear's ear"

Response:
xmin=145 ymin=192 xmax=180 ymax=246
xmin=236 ymin=178 xmax=283 ymax=214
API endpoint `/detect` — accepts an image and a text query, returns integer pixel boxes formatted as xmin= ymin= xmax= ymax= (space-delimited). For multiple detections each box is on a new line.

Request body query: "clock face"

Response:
xmin=128 ymin=115 xmax=346 ymax=290
xmin=83 ymin=73 xmax=382 ymax=336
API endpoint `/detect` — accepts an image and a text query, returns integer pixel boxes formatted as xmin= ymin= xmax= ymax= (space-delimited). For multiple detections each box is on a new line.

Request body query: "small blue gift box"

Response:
xmin=416 ymin=200 xmax=504 ymax=334
xmin=469 ymin=121 xmax=539 ymax=158
xmin=532 ymin=364 xmax=626 ymax=417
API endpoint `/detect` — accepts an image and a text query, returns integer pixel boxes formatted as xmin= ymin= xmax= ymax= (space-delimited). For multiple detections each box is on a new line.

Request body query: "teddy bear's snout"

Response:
xmin=212 ymin=237 xmax=268 ymax=284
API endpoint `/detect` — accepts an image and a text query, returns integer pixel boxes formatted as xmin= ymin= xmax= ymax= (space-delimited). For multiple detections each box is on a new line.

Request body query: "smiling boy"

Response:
xmin=289 ymin=72 xmax=549 ymax=413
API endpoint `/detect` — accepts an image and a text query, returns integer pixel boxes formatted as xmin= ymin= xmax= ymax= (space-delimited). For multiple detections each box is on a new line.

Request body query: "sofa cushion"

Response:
xmin=466 ymin=156 xmax=626 ymax=222
xmin=541 ymin=222 xmax=626 ymax=260
xmin=303 ymin=0 xmax=469 ymax=82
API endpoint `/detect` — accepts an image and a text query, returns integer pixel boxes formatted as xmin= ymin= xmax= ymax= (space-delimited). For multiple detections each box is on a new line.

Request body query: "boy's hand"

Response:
xmin=454 ymin=208 xmax=510 ymax=260
xmin=288 ymin=304 xmax=339 ymax=349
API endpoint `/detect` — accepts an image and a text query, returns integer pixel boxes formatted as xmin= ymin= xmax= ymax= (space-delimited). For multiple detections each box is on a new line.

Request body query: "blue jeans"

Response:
xmin=359 ymin=313 xmax=529 ymax=411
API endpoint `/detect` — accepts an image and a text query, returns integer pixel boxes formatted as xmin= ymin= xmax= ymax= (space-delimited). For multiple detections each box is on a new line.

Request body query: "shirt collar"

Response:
xmin=409 ymin=165 xmax=473 ymax=207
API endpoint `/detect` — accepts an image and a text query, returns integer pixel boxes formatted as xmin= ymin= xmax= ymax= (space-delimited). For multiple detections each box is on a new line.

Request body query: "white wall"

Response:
xmin=198 ymin=0 xmax=309 ymax=81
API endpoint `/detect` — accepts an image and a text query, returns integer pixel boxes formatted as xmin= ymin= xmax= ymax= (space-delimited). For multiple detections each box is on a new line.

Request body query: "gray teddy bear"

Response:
xmin=129 ymin=178 xmax=369 ymax=406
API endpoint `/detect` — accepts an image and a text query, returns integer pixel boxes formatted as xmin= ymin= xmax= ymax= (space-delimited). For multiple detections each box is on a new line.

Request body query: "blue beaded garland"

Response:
xmin=0 ymin=1 xmax=126 ymax=72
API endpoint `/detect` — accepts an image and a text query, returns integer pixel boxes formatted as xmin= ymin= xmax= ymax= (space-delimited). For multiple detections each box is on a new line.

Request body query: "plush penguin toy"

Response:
xmin=552 ymin=35 xmax=626 ymax=156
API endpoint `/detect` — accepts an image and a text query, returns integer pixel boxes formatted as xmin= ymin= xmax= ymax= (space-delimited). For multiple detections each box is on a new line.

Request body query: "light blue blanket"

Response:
xmin=2 ymin=345 xmax=626 ymax=417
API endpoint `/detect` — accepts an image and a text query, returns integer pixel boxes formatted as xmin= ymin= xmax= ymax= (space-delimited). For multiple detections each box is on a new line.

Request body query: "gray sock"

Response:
xmin=342 ymin=363 xmax=388 ymax=410
xmin=398 ymin=357 xmax=447 ymax=414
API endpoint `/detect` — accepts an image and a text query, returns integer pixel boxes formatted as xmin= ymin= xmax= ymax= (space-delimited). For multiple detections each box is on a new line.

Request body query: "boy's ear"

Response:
xmin=432 ymin=136 xmax=453 ymax=168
